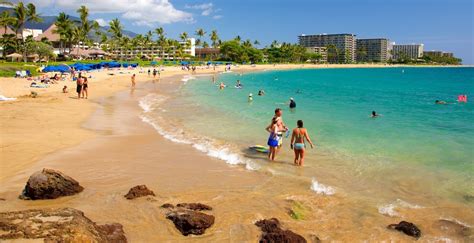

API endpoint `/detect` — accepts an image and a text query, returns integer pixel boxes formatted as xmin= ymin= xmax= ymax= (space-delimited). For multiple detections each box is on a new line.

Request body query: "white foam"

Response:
xmin=181 ymin=75 xmax=195 ymax=83
xmin=378 ymin=204 xmax=398 ymax=217
xmin=138 ymin=94 xmax=258 ymax=171
xmin=310 ymin=178 xmax=335 ymax=195
xmin=378 ymin=199 xmax=423 ymax=217
xmin=439 ymin=217 xmax=472 ymax=228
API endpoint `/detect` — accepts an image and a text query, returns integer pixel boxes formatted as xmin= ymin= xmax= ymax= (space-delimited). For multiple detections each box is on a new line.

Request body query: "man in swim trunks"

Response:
xmin=266 ymin=108 xmax=288 ymax=153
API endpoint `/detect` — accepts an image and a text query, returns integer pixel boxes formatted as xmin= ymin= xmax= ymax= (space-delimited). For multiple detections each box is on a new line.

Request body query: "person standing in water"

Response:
xmin=267 ymin=117 xmax=279 ymax=161
xmin=248 ymin=93 xmax=253 ymax=102
xmin=219 ymin=82 xmax=226 ymax=90
xmin=131 ymin=74 xmax=136 ymax=88
xmin=290 ymin=120 xmax=314 ymax=166
xmin=289 ymin=98 xmax=296 ymax=109
xmin=371 ymin=111 xmax=381 ymax=118
xmin=266 ymin=108 xmax=288 ymax=155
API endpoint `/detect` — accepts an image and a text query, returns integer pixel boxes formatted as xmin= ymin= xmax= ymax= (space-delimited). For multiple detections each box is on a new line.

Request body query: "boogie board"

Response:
xmin=249 ymin=145 xmax=269 ymax=153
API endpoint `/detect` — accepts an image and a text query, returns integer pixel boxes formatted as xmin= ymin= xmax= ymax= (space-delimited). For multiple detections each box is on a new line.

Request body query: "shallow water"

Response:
xmin=139 ymin=68 xmax=474 ymax=233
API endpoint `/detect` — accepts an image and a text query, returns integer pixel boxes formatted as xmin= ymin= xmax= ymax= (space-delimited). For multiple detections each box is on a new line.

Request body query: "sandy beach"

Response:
xmin=1 ymin=63 xmax=472 ymax=241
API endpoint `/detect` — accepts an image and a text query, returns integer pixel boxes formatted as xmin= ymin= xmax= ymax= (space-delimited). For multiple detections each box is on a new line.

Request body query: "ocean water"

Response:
xmin=140 ymin=67 xmax=474 ymax=211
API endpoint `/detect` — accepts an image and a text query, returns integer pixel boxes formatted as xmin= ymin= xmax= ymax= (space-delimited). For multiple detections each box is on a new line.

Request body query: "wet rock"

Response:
xmin=177 ymin=203 xmax=213 ymax=211
xmin=0 ymin=208 xmax=127 ymax=242
xmin=124 ymin=185 xmax=155 ymax=199
xmin=463 ymin=194 xmax=474 ymax=202
xmin=166 ymin=210 xmax=215 ymax=236
xmin=388 ymin=221 xmax=421 ymax=238
xmin=0 ymin=198 xmax=5 ymax=201
xmin=255 ymin=218 xmax=307 ymax=243
xmin=20 ymin=168 xmax=84 ymax=200
xmin=161 ymin=203 xmax=175 ymax=209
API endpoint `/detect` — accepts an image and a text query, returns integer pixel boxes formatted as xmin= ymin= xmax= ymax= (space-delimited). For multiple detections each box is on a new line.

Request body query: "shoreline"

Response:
xmin=1 ymin=64 xmax=473 ymax=241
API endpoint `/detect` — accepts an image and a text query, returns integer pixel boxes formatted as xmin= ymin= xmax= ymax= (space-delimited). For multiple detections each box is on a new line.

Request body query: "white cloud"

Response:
xmin=95 ymin=18 xmax=109 ymax=26
xmin=212 ymin=15 xmax=223 ymax=20
xmin=28 ymin=0 xmax=193 ymax=25
xmin=185 ymin=3 xmax=214 ymax=16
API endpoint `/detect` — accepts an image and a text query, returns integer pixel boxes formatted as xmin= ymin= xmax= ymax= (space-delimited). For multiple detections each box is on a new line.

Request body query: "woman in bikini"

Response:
xmin=290 ymin=120 xmax=314 ymax=166
xmin=81 ymin=77 xmax=88 ymax=99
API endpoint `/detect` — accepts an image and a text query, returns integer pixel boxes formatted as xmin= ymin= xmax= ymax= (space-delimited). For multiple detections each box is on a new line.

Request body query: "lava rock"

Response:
xmin=255 ymin=218 xmax=307 ymax=243
xmin=161 ymin=203 xmax=175 ymax=209
xmin=0 ymin=208 xmax=127 ymax=242
xmin=20 ymin=168 xmax=84 ymax=200
xmin=177 ymin=203 xmax=213 ymax=211
xmin=388 ymin=221 xmax=421 ymax=238
xmin=124 ymin=185 xmax=155 ymax=199
xmin=166 ymin=210 xmax=215 ymax=236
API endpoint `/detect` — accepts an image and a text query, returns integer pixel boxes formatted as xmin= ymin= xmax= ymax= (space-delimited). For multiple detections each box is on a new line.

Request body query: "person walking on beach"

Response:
xmin=131 ymin=74 xmax=136 ymax=88
xmin=267 ymin=117 xmax=279 ymax=161
xmin=81 ymin=77 xmax=88 ymax=99
xmin=266 ymin=108 xmax=288 ymax=155
xmin=290 ymin=120 xmax=314 ymax=166
xmin=147 ymin=69 xmax=151 ymax=76
xmin=76 ymin=76 xmax=83 ymax=99
xmin=153 ymin=69 xmax=157 ymax=79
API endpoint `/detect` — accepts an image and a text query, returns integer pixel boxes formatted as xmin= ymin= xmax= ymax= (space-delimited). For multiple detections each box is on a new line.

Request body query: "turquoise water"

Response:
xmin=180 ymin=67 xmax=473 ymax=176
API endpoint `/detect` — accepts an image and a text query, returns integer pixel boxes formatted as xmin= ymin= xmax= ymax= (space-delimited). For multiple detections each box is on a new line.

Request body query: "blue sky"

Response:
xmin=24 ymin=0 xmax=474 ymax=63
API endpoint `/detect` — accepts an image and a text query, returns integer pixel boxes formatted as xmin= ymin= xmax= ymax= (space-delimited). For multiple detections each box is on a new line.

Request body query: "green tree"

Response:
xmin=13 ymin=1 xmax=42 ymax=62
xmin=108 ymin=18 xmax=123 ymax=59
xmin=0 ymin=11 xmax=15 ymax=35
xmin=54 ymin=12 xmax=74 ymax=54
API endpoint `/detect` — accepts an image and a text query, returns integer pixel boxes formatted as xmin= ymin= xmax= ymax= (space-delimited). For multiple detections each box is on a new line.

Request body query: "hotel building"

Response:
xmin=305 ymin=47 xmax=328 ymax=63
xmin=356 ymin=38 xmax=389 ymax=62
xmin=392 ymin=44 xmax=424 ymax=61
xmin=298 ymin=33 xmax=356 ymax=63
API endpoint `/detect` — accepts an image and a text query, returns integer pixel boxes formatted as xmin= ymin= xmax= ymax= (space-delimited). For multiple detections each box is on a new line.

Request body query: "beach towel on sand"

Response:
xmin=0 ymin=95 xmax=16 ymax=101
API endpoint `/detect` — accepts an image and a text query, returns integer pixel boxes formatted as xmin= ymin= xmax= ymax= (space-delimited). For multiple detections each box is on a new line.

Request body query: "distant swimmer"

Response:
xmin=219 ymin=82 xmax=226 ymax=90
xmin=258 ymin=90 xmax=265 ymax=96
xmin=248 ymin=93 xmax=253 ymax=102
xmin=371 ymin=111 xmax=382 ymax=118
xmin=296 ymin=89 xmax=302 ymax=94
xmin=289 ymin=98 xmax=296 ymax=109
xmin=435 ymin=100 xmax=447 ymax=105
xmin=236 ymin=80 xmax=243 ymax=88
xmin=458 ymin=94 xmax=468 ymax=103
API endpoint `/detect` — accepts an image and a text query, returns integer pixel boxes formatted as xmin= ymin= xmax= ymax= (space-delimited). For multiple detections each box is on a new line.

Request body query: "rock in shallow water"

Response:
xmin=166 ymin=210 xmax=215 ymax=236
xmin=255 ymin=218 xmax=307 ymax=243
xmin=388 ymin=221 xmax=421 ymax=238
xmin=124 ymin=185 xmax=155 ymax=199
xmin=0 ymin=208 xmax=127 ymax=242
xmin=20 ymin=168 xmax=84 ymax=200
xmin=162 ymin=203 xmax=215 ymax=236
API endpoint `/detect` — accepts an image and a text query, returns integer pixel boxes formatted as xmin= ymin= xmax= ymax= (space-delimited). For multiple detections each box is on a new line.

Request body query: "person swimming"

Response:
xmin=371 ymin=111 xmax=381 ymax=118
xmin=435 ymin=100 xmax=447 ymax=104
xmin=248 ymin=93 xmax=253 ymax=102
xmin=219 ymin=82 xmax=226 ymax=90
xmin=258 ymin=90 xmax=265 ymax=96
xmin=289 ymin=98 xmax=296 ymax=109
xmin=236 ymin=80 xmax=242 ymax=88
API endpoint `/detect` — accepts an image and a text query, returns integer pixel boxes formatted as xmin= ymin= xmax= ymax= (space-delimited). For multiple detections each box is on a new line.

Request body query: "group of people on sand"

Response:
xmin=147 ymin=68 xmax=160 ymax=79
xmin=266 ymin=108 xmax=314 ymax=166
xmin=75 ymin=73 xmax=88 ymax=99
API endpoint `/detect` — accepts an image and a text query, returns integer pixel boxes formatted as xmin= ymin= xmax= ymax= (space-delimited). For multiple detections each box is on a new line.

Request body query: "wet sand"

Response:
xmin=1 ymin=66 xmax=472 ymax=241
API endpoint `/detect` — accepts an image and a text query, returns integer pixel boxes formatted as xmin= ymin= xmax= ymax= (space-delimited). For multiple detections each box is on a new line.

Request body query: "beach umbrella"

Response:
xmin=42 ymin=66 xmax=58 ymax=72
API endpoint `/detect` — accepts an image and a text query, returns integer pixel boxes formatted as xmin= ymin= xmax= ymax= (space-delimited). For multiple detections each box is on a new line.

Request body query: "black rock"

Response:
xmin=20 ymin=168 xmax=84 ymax=200
xmin=388 ymin=221 xmax=421 ymax=238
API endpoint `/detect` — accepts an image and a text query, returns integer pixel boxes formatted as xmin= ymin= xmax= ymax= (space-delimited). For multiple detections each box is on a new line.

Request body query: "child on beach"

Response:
xmin=62 ymin=85 xmax=68 ymax=93
xmin=290 ymin=120 xmax=314 ymax=166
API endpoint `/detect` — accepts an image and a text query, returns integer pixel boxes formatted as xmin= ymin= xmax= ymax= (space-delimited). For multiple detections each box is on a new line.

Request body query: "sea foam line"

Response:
xmin=378 ymin=199 xmax=423 ymax=217
xmin=138 ymin=93 xmax=259 ymax=171
xmin=310 ymin=178 xmax=335 ymax=195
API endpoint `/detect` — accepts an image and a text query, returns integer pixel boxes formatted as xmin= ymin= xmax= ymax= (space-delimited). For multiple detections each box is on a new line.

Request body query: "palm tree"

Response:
xmin=202 ymin=41 xmax=209 ymax=48
xmin=108 ymin=18 xmax=123 ymax=59
xmin=0 ymin=1 xmax=13 ymax=6
xmin=54 ymin=12 xmax=73 ymax=54
xmin=253 ymin=40 xmax=260 ymax=47
xmin=234 ymin=35 xmax=241 ymax=43
xmin=13 ymin=2 xmax=42 ymax=62
xmin=243 ymin=39 xmax=252 ymax=48
xmin=326 ymin=44 xmax=339 ymax=63
xmin=210 ymin=30 xmax=219 ymax=48
xmin=0 ymin=11 xmax=15 ymax=35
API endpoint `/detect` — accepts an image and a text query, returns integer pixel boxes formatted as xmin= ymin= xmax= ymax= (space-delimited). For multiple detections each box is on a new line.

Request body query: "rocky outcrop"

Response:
xmin=20 ymin=168 xmax=84 ymax=200
xmin=0 ymin=208 xmax=127 ymax=242
xmin=255 ymin=218 xmax=307 ymax=243
xmin=388 ymin=221 xmax=421 ymax=238
xmin=124 ymin=185 xmax=155 ymax=199
xmin=162 ymin=203 xmax=214 ymax=236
